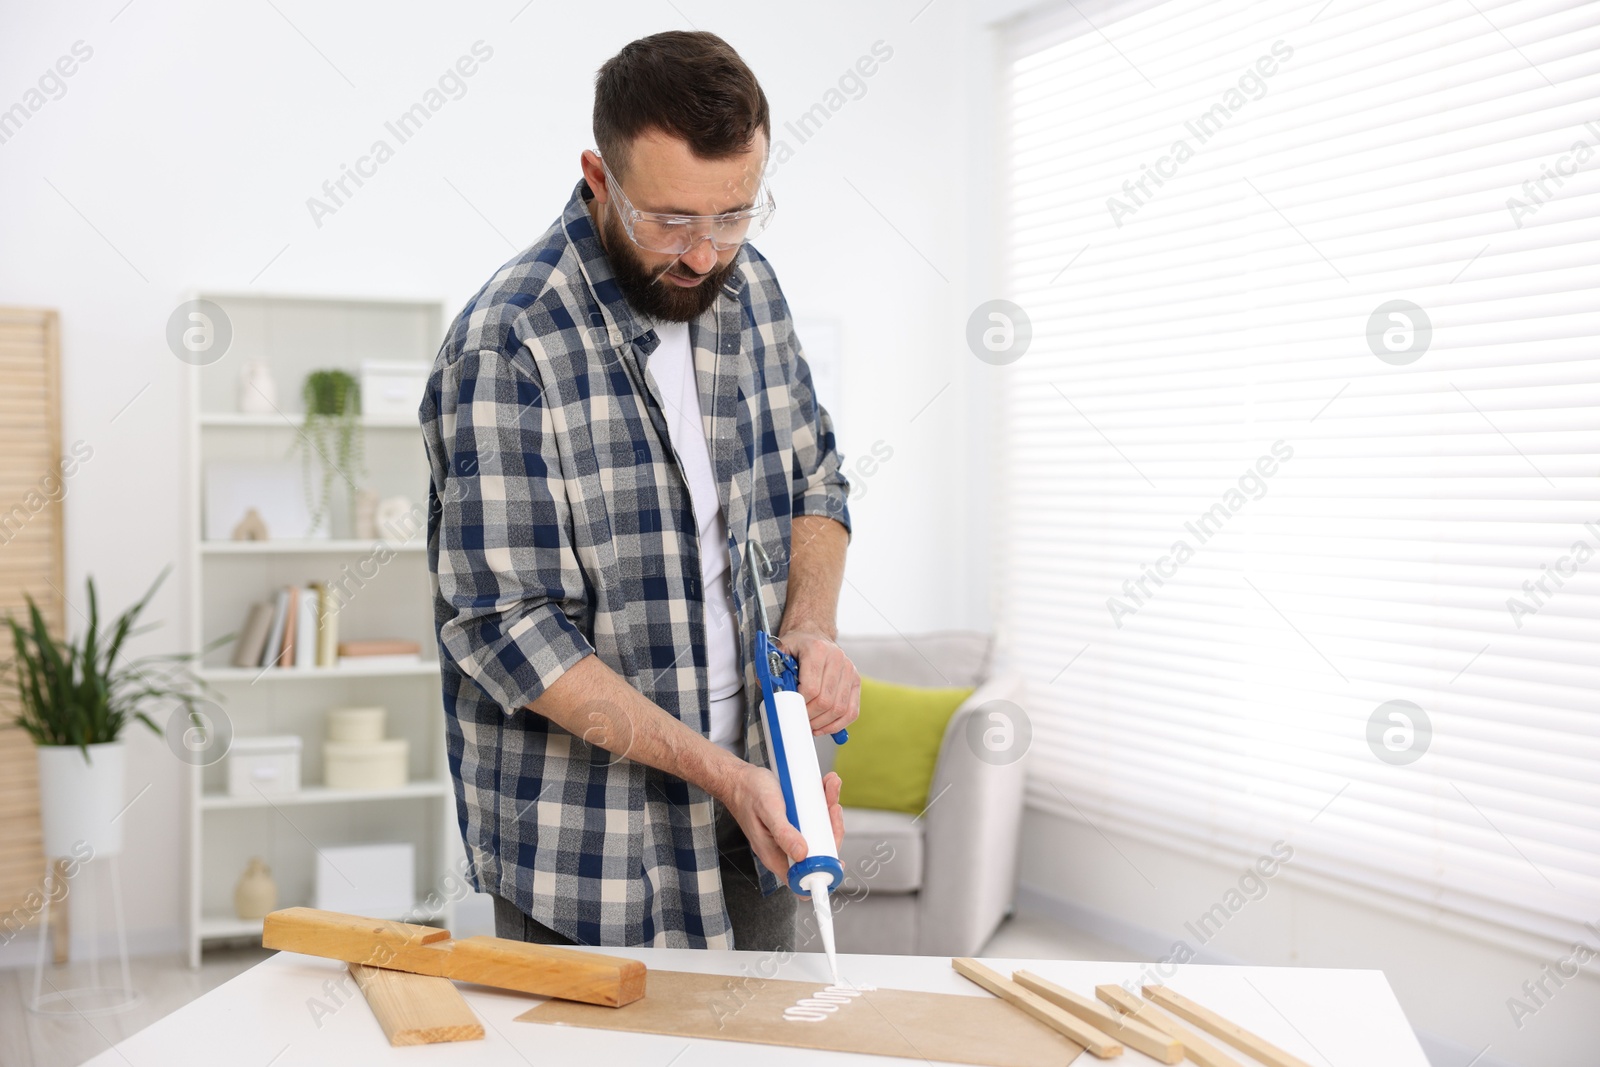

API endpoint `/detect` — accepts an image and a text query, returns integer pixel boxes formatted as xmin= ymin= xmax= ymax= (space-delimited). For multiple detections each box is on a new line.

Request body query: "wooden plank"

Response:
xmin=347 ymin=963 xmax=483 ymax=1046
xmin=952 ymin=958 xmax=1120 ymax=1059
xmin=1096 ymin=985 xmax=1244 ymax=1067
xmin=445 ymin=935 xmax=647 ymax=1007
xmin=1014 ymin=972 xmax=1180 ymax=1063
xmin=1143 ymin=985 xmax=1315 ymax=1067
xmin=262 ymin=907 xmax=646 ymax=1007
xmin=521 ymin=968 xmax=1086 ymax=1066
xmin=262 ymin=907 xmax=450 ymax=966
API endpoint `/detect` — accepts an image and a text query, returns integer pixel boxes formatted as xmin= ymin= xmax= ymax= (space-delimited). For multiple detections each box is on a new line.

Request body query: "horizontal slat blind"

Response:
xmin=997 ymin=0 xmax=1600 ymax=960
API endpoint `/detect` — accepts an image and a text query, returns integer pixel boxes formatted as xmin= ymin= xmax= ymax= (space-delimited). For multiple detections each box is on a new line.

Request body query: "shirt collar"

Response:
xmin=562 ymin=179 xmax=748 ymax=348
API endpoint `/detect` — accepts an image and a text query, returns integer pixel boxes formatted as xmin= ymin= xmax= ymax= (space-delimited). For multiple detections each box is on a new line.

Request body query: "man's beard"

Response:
xmin=598 ymin=204 xmax=738 ymax=323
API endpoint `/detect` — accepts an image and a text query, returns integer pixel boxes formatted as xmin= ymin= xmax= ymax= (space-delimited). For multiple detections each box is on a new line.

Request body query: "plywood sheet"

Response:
xmin=519 ymin=969 xmax=1085 ymax=1066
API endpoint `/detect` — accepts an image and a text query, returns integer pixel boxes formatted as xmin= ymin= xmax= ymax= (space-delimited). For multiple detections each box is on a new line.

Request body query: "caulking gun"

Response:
xmin=746 ymin=539 xmax=848 ymax=984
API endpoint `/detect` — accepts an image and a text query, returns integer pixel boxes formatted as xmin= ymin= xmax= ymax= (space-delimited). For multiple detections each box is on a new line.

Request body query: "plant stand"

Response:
xmin=28 ymin=853 xmax=140 ymax=1015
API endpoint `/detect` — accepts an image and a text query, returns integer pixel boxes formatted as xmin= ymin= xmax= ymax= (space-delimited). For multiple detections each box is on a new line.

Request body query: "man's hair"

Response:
xmin=593 ymin=31 xmax=770 ymax=175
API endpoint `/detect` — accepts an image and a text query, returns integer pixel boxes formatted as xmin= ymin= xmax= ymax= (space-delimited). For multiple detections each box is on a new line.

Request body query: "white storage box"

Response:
xmin=227 ymin=735 xmax=302 ymax=797
xmin=360 ymin=360 xmax=431 ymax=419
xmin=324 ymin=738 xmax=408 ymax=790
xmin=314 ymin=843 xmax=414 ymax=916
xmin=326 ymin=705 xmax=386 ymax=743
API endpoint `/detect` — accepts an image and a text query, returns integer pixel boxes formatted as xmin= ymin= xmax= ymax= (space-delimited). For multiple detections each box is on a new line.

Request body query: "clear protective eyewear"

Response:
xmin=598 ymin=153 xmax=776 ymax=255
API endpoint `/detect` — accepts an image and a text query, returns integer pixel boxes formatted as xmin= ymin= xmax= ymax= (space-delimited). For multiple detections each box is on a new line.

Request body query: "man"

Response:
xmin=420 ymin=30 xmax=860 ymax=951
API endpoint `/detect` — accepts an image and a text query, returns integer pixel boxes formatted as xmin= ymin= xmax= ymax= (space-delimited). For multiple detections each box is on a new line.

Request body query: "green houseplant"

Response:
xmin=2 ymin=566 xmax=223 ymax=858
xmin=292 ymin=369 xmax=365 ymax=535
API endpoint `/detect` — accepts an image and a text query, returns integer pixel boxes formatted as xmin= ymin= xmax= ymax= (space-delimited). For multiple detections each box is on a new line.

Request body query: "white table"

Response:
xmin=83 ymin=947 xmax=1430 ymax=1066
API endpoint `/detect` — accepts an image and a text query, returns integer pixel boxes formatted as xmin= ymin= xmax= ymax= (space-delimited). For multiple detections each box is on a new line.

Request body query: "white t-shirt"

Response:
xmin=645 ymin=320 xmax=745 ymax=756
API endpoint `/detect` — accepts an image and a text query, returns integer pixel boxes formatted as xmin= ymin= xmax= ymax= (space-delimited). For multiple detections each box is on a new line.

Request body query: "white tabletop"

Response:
xmin=82 ymin=946 xmax=1430 ymax=1066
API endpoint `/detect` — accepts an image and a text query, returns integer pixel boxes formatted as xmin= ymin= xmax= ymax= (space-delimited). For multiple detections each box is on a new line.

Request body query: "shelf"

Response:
xmin=197 ymin=660 xmax=439 ymax=682
xmin=200 ymin=539 xmax=425 ymax=554
xmin=201 ymin=781 xmax=451 ymax=810
xmin=197 ymin=915 xmax=268 ymax=940
xmin=199 ymin=900 xmax=445 ymax=941
xmin=199 ymin=413 xmax=420 ymax=429
xmin=186 ymin=293 xmax=455 ymax=967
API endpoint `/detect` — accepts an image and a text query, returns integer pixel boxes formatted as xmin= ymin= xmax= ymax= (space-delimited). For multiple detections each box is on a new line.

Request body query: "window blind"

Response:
xmin=996 ymin=0 xmax=1599 ymax=961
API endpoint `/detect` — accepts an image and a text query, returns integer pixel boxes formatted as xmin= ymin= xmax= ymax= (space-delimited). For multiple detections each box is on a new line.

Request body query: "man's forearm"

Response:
xmin=523 ymin=652 xmax=826 ymax=879
xmin=522 ymin=653 xmax=745 ymax=802
xmin=778 ymin=514 xmax=848 ymax=641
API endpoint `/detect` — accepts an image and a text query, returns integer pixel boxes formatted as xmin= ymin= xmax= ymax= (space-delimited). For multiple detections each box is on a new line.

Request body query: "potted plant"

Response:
xmin=292 ymin=369 xmax=364 ymax=535
xmin=2 ymin=566 xmax=221 ymax=858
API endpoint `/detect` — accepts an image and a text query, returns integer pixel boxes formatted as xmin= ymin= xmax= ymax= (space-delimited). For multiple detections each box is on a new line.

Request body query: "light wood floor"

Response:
xmin=0 ymin=908 xmax=1139 ymax=1067
xmin=0 ymin=944 xmax=272 ymax=1067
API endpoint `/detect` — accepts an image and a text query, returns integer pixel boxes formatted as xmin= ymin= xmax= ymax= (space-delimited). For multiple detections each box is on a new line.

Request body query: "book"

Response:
xmin=259 ymin=588 xmax=291 ymax=669
xmin=280 ymin=587 xmax=299 ymax=668
xmin=335 ymin=653 xmax=424 ymax=670
xmin=294 ymin=585 xmax=318 ymax=670
xmin=337 ymin=639 xmax=422 ymax=658
xmin=314 ymin=582 xmax=338 ymax=667
xmin=231 ymin=602 xmax=274 ymax=668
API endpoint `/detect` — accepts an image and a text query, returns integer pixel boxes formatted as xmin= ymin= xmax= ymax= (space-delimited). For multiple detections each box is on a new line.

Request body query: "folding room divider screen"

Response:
xmin=0 ymin=307 xmax=65 ymax=958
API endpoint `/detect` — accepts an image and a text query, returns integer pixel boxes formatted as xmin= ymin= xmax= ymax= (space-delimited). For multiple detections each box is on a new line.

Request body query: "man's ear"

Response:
xmin=580 ymin=149 xmax=609 ymax=207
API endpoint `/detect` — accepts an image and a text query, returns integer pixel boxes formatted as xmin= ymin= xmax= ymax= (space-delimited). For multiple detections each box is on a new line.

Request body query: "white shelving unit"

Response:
xmin=182 ymin=292 xmax=462 ymax=966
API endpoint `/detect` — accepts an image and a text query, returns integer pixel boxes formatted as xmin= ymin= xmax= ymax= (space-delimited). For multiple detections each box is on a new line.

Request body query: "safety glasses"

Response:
xmin=597 ymin=153 xmax=776 ymax=255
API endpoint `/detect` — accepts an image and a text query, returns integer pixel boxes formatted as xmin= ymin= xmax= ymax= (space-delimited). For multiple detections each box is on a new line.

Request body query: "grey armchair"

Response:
xmin=792 ymin=631 xmax=1027 ymax=958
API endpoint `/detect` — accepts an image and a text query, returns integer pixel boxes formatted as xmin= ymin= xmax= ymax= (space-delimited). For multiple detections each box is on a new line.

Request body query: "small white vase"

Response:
xmin=238 ymin=360 xmax=277 ymax=413
xmin=233 ymin=857 xmax=277 ymax=920
xmin=36 ymin=741 xmax=126 ymax=859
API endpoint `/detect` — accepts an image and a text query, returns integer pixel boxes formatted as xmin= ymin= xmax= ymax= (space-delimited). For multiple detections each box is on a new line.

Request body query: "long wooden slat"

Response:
xmin=444 ymin=935 xmax=649 ymax=1007
xmin=1096 ymin=985 xmax=1244 ymax=1067
xmin=1143 ymin=985 xmax=1315 ymax=1067
xmin=348 ymin=963 xmax=484 ymax=1046
xmin=263 ymin=907 xmax=647 ymax=1007
xmin=264 ymin=908 xmax=449 ymax=953
xmin=951 ymin=957 xmax=1120 ymax=1058
xmin=1014 ymin=971 xmax=1181 ymax=1063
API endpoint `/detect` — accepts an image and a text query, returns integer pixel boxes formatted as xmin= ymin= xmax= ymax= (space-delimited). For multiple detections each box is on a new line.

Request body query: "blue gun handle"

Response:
xmin=761 ymin=631 xmax=850 ymax=747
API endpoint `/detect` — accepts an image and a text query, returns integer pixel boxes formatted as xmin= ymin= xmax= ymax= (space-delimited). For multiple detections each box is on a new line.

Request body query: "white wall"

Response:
xmin=0 ymin=0 xmax=981 ymax=954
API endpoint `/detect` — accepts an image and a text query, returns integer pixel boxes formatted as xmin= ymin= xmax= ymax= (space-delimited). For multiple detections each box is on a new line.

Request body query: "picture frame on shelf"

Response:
xmin=203 ymin=460 xmax=327 ymax=542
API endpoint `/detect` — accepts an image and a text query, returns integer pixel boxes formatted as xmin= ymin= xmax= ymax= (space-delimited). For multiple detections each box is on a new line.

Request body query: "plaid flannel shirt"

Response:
xmin=420 ymin=179 xmax=851 ymax=948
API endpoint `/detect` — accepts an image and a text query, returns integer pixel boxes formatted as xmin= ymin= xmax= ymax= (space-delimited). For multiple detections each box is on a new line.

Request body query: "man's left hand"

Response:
xmin=777 ymin=629 xmax=860 ymax=736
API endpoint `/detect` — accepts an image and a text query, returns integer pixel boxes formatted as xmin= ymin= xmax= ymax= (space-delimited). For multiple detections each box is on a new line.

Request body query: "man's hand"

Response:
xmin=823 ymin=769 xmax=844 ymax=850
xmin=722 ymin=762 xmax=848 ymax=886
xmin=777 ymin=629 xmax=861 ymax=737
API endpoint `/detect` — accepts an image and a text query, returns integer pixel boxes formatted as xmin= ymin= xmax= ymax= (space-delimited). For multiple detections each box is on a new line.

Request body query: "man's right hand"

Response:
xmin=720 ymin=762 xmax=811 ymax=882
xmin=526 ymin=656 xmax=848 ymax=888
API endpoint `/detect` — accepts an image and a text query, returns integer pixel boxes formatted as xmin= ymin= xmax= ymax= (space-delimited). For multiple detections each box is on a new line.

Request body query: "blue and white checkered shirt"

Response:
xmin=420 ymin=179 xmax=851 ymax=947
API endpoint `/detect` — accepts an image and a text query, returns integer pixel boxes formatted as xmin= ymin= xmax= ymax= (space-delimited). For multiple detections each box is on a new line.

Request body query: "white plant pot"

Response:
xmin=36 ymin=741 xmax=126 ymax=859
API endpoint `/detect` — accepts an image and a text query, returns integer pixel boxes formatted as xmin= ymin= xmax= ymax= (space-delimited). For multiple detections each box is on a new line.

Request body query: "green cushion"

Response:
xmin=834 ymin=676 xmax=976 ymax=815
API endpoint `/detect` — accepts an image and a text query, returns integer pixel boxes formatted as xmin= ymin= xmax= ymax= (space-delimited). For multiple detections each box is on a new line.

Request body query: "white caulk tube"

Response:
xmin=764 ymin=688 xmax=845 ymax=985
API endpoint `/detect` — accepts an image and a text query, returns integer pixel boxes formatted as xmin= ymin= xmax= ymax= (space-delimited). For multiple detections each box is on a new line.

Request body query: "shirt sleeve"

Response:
xmin=784 ymin=318 xmax=853 ymax=541
xmin=424 ymin=345 xmax=594 ymax=713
